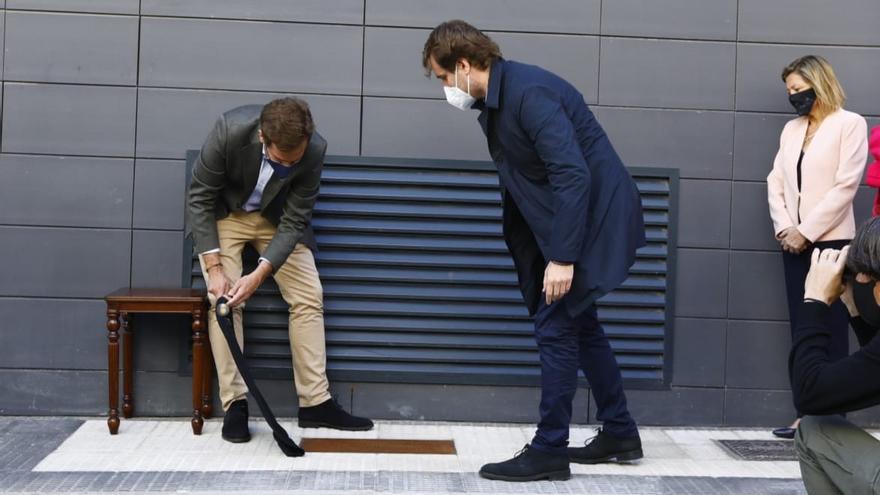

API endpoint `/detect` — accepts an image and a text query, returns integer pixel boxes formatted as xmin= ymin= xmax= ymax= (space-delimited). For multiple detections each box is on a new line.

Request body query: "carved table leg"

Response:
xmin=191 ymin=310 xmax=205 ymax=435
xmin=107 ymin=308 xmax=120 ymax=434
xmin=122 ymin=313 xmax=134 ymax=419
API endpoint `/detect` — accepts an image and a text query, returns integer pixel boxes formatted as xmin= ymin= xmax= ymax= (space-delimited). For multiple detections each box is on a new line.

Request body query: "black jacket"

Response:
xmin=790 ymin=301 xmax=880 ymax=414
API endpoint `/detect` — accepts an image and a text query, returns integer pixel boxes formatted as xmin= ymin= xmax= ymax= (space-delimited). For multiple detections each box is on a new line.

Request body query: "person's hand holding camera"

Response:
xmin=803 ymin=246 xmax=849 ymax=305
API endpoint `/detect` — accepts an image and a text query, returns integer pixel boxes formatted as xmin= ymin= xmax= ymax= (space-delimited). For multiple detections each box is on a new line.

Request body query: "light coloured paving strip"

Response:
xmin=33 ymin=419 xmax=809 ymax=479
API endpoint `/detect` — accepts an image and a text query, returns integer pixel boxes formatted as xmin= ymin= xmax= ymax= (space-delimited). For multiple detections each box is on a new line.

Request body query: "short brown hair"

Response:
xmin=260 ymin=97 xmax=315 ymax=151
xmin=422 ymin=20 xmax=502 ymax=76
xmin=782 ymin=55 xmax=846 ymax=112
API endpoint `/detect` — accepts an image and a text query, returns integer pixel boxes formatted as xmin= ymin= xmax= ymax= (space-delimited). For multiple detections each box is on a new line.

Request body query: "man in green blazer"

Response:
xmin=188 ymin=97 xmax=373 ymax=443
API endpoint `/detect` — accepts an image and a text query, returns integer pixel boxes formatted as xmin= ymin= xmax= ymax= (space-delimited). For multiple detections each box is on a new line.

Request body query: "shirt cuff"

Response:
xmin=201 ymin=248 xmax=221 ymax=255
xmin=258 ymin=257 xmax=273 ymax=268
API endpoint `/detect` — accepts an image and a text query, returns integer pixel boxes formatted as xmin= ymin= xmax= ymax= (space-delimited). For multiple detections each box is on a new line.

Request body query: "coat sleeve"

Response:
xmin=790 ymin=302 xmax=880 ymax=415
xmin=517 ymin=86 xmax=590 ymax=264
xmin=262 ymin=141 xmax=326 ymax=271
xmin=187 ymin=115 xmax=228 ymax=255
xmin=767 ymin=126 xmax=794 ymax=237
xmin=797 ymin=115 xmax=868 ymax=242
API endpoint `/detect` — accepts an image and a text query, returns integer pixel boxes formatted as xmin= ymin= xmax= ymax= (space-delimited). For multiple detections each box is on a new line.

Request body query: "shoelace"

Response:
xmin=583 ymin=427 xmax=604 ymax=446
xmin=513 ymin=444 xmax=531 ymax=458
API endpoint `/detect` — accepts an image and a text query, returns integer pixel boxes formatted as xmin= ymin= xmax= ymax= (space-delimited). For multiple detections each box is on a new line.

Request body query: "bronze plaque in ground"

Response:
xmin=300 ymin=438 xmax=456 ymax=455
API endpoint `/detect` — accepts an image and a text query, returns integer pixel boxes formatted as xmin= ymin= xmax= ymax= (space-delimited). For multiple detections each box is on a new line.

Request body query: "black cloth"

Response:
xmin=214 ymin=297 xmax=305 ymax=456
xmin=789 ymin=301 xmax=880 ymax=415
xmin=781 ymin=239 xmax=850 ymax=416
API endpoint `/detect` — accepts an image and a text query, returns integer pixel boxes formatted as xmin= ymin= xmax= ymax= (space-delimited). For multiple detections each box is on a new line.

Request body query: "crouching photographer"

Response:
xmin=792 ymin=217 xmax=880 ymax=495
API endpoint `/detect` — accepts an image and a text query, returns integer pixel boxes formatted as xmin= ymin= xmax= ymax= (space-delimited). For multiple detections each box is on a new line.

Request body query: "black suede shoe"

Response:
xmin=297 ymin=399 xmax=374 ymax=431
xmin=568 ymin=428 xmax=643 ymax=464
xmin=479 ymin=444 xmax=570 ymax=482
xmin=221 ymin=399 xmax=251 ymax=443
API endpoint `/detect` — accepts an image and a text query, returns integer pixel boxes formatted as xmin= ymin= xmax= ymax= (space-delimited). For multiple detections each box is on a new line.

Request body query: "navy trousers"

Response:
xmin=530 ymin=299 xmax=638 ymax=456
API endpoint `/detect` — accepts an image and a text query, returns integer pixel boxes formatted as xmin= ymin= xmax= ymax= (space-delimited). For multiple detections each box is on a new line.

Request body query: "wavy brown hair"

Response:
xmin=422 ymin=20 xmax=502 ymax=76
xmin=260 ymin=97 xmax=314 ymax=151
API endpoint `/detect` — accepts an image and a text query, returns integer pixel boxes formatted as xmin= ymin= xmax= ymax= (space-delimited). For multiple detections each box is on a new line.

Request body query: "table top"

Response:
xmin=105 ymin=288 xmax=207 ymax=303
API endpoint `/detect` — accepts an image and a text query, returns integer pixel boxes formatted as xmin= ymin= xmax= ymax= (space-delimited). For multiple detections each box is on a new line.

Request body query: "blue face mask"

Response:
xmin=266 ymin=157 xmax=294 ymax=179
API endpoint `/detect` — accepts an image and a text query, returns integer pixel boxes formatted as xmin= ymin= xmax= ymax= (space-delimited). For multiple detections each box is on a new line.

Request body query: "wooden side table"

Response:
xmin=104 ymin=288 xmax=213 ymax=435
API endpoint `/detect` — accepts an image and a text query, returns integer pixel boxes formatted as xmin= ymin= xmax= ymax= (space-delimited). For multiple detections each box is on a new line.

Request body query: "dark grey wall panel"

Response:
xmin=599 ymin=38 xmax=736 ymax=110
xmin=0 ymin=154 xmax=133 ymax=228
xmin=131 ymin=230 xmax=184 ymax=288
xmin=736 ymin=44 xmax=880 ymax=116
xmin=365 ymin=0 xmax=600 ymax=34
xmin=136 ymin=89 xmax=361 ymax=159
xmin=133 ymin=160 xmax=185 ymax=230
xmin=139 ymin=17 xmax=363 ymax=95
xmin=615 ymin=388 xmax=724 ymax=426
xmin=728 ymin=251 xmax=787 ymax=321
xmin=725 ymin=320 xmax=791 ymax=389
xmin=4 ymin=12 xmax=138 ymax=85
xmin=730 ymin=182 xmax=777 ymax=251
xmin=6 ymin=0 xmax=138 ymax=14
xmin=602 ymin=0 xmax=737 ymax=41
xmin=0 ymin=226 xmax=130 ymax=298
xmin=672 ymin=318 xmax=726 ymax=388
xmin=141 ymin=0 xmax=365 ymax=25
xmin=677 ymin=179 xmax=731 ymax=249
xmin=363 ymin=27 xmax=599 ymax=103
xmin=0 ymin=370 xmax=104 ymax=415
xmin=131 ymin=315 xmax=191 ymax=372
xmin=724 ymin=389 xmax=795 ymax=426
xmin=732 ymin=113 xmax=790 ymax=181
xmin=738 ymin=0 xmax=880 ymax=47
xmin=674 ymin=249 xmax=729 ymax=318
xmin=2 ymin=83 xmax=136 ymax=156
xmin=351 ymin=382 xmax=588 ymax=423
xmin=591 ymin=107 xmax=733 ymax=179
xmin=361 ymin=98 xmax=490 ymax=161
xmin=0 ymin=298 xmax=106 ymax=369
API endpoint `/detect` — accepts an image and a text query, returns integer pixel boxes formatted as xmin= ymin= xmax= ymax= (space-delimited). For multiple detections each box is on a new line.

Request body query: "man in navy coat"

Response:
xmin=423 ymin=20 xmax=646 ymax=481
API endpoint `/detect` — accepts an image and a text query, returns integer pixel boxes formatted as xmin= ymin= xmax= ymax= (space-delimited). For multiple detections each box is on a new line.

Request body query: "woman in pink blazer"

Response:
xmin=767 ymin=55 xmax=868 ymax=438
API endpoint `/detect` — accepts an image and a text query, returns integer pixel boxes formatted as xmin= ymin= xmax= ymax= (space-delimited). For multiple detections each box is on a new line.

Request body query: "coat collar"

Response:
xmin=484 ymin=58 xmax=504 ymax=110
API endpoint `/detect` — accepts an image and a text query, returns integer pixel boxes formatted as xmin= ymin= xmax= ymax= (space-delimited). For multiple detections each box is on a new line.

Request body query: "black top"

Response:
xmin=789 ymin=302 xmax=880 ymax=414
xmin=796 ymin=150 xmax=805 ymax=191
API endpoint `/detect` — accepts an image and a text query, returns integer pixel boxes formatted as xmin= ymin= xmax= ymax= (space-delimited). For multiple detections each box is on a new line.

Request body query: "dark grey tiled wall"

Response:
xmin=1 ymin=0 xmax=878 ymax=427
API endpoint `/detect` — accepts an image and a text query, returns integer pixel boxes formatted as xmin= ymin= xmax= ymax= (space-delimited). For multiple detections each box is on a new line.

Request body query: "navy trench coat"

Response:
xmin=474 ymin=59 xmax=646 ymax=318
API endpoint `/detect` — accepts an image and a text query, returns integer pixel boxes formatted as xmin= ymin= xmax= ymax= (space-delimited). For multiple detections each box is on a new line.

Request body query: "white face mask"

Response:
xmin=443 ymin=66 xmax=476 ymax=111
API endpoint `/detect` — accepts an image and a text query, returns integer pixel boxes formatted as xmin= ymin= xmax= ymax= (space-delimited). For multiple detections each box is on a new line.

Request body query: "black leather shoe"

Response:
xmin=221 ymin=399 xmax=251 ymax=443
xmin=772 ymin=427 xmax=797 ymax=439
xmin=297 ymin=399 xmax=374 ymax=431
xmin=568 ymin=428 xmax=643 ymax=464
xmin=479 ymin=444 xmax=570 ymax=482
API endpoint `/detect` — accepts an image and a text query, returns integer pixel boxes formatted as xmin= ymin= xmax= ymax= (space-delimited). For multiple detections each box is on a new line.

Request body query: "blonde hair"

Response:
xmin=781 ymin=55 xmax=846 ymax=113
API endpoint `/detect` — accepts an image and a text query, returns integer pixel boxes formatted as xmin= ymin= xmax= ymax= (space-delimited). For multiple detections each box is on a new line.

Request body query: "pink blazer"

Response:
xmin=767 ymin=108 xmax=868 ymax=243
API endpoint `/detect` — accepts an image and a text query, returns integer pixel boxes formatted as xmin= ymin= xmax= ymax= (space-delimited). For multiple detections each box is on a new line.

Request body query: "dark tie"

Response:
xmin=215 ymin=297 xmax=305 ymax=456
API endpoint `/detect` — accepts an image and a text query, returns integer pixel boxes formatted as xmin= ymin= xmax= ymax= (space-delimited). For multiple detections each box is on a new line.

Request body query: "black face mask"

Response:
xmin=789 ymin=88 xmax=817 ymax=117
xmin=852 ymin=279 xmax=880 ymax=327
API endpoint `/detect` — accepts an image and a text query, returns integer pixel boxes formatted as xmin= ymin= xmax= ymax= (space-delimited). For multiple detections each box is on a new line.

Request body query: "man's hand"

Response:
xmin=206 ymin=264 xmax=232 ymax=302
xmin=226 ymin=261 xmax=273 ymax=307
xmin=840 ymin=281 xmax=859 ymax=317
xmin=804 ymin=246 xmax=849 ymax=305
xmin=543 ymin=261 xmax=574 ymax=305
